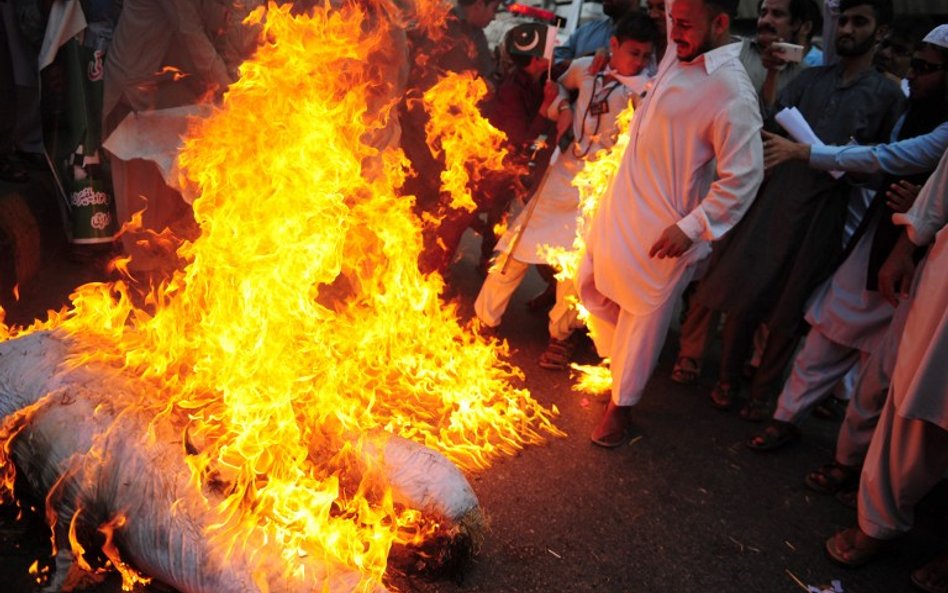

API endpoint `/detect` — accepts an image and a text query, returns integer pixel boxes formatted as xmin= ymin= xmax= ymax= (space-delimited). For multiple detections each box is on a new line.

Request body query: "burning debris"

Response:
xmin=0 ymin=2 xmax=561 ymax=591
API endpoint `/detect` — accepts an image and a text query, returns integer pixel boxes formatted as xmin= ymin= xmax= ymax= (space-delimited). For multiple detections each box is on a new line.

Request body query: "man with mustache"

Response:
xmin=691 ymin=0 xmax=905 ymax=422
xmin=740 ymin=0 xmax=821 ymax=104
xmin=578 ymin=0 xmax=764 ymax=447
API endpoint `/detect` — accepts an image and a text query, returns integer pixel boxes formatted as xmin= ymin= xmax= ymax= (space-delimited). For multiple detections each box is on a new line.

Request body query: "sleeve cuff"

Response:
xmin=808 ymin=144 xmax=840 ymax=171
xmin=676 ymin=210 xmax=705 ymax=242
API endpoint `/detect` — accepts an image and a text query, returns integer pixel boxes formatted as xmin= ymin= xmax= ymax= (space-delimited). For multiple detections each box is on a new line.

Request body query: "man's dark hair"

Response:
xmin=797 ymin=0 xmax=823 ymax=41
xmin=704 ymin=0 xmax=740 ymax=19
xmin=839 ymin=0 xmax=894 ymax=28
xmin=886 ymin=15 xmax=936 ymax=51
xmin=756 ymin=0 xmax=821 ymax=31
xmin=613 ymin=12 xmax=661 ymax=45
xmin=508 ymin=51 xmax=534 ymax=70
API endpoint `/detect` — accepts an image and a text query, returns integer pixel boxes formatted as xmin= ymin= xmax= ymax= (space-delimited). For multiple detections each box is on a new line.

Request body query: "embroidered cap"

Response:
xmin=923 ymin=24 xmax=948 ymax=49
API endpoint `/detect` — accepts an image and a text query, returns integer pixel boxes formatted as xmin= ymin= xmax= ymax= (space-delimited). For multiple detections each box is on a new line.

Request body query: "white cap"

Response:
xmin=923 ymin=24 xmax=948 ymax=50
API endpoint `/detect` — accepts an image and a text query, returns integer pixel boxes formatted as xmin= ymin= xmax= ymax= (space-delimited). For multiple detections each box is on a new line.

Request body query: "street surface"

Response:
xmin=1 ymin=173 xmax=942 ymax=592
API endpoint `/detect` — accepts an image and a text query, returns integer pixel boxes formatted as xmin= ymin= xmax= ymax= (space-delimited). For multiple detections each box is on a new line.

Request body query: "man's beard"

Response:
xmin=836 ymin=30 xmax=877 ymax=57
xmin=677 ymin=37 xmax=714 ymax=62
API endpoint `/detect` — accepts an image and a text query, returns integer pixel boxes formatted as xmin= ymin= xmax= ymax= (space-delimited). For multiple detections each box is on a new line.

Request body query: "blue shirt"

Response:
xmin=803 ymin=46 xmax=822 ymax=67
xmin=809 ymin=120 xmax=948 ymax=176
xmin=554 ymin=18 xmax=614 ymax=63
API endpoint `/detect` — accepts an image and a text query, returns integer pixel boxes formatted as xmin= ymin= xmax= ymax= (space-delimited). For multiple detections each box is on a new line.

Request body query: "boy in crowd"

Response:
xmin=474 ymin=13 xmax=659 ymax=370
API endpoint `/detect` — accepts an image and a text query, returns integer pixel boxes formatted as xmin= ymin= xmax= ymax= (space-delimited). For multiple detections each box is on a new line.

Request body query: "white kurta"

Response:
xmin=889 ymin=149 xmax=948 ymax=430
xmin=583 ymin=40 xmax=764 ymax=315
xmin=805 ymin=215 xmax=894 ymax=353
xmin=496 ymin=58 xmax=649 ymax=265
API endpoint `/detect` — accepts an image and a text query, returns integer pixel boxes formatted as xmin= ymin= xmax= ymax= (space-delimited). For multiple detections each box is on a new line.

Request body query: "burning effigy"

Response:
xmin=0 ymin=2 xmax=562 ymax=592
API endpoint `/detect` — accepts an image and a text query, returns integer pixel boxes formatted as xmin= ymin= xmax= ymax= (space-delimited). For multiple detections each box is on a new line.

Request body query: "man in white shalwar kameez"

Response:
xmin=577 ymin=0 xmax=764 ymax=447
xmin=825 ymin=148 xmax=948 ymax=591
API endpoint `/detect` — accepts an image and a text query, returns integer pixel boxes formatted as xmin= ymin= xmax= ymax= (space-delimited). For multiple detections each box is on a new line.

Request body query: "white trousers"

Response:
xmin=474 ymin=257 xmax=583 ymax=341
xmin=858 ymin=394 xmax=948 ymax=539
xmin=773 ymin=329 xmax=867 ymax=424
xmin=835 ymin=300 xmax=909 ymax=467
xmin=584 ymin=270 xmax=693 ymax=407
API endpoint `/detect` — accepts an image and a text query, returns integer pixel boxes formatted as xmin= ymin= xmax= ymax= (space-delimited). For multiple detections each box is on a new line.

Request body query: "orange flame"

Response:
xmin=1 ymin=2 xmax=560 ymax=590
xmin=537 ymin=105 xmax=635 ymax=396
xmin=422 ymin=71 xmax=508 ymax=212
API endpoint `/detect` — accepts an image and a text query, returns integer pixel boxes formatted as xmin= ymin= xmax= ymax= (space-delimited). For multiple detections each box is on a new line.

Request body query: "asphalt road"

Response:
xmin=1 ymin=174 xmax=943 ymax=593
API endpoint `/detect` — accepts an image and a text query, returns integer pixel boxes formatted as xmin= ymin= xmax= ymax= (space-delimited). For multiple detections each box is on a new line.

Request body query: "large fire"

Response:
xmin=535 ymin=105 xmax=636 ymax=394
xmin=0 ymin=2 xmax=561 ymax=591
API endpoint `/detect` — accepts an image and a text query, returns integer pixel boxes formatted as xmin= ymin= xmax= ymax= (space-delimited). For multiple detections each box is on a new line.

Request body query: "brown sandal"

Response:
xmin=538 ymin=336 xmax=575 ymax=371
xmin=671 ymin=356 xmax=700 ymax=384
xmin=709 ymin=381 xmax=738 ymax=410
xmin=826 ymin=527 xmax=887 ymax=567
xmin=805 ymin=461 xmax=860 ymax=494
xmin=747 ymin=420 xmax=800 ymax=451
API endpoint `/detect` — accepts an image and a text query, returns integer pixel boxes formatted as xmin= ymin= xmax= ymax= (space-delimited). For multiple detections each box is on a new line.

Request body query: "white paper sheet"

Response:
xmin=774 ymin=107 xmax=844 ymax=179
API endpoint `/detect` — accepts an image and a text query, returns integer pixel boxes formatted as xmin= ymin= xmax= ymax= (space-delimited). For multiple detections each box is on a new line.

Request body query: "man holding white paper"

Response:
xmin=692 ymin=0 xmax=905 ymax=420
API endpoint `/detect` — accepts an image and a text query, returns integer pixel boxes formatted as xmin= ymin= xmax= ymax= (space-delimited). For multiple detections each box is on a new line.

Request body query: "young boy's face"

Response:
xmin=609 ymin=38 xmax=653 ymax=76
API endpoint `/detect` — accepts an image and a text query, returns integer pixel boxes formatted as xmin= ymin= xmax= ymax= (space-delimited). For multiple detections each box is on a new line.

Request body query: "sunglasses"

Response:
xmin=910 ymin=57 xmax=947 ymax=74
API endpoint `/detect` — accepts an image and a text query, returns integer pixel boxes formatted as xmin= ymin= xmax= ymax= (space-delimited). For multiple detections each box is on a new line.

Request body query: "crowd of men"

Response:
xmin=2 ymin=0 xmax=946 ymax=590
xmin=406 ymin=0 xmax=947 ymax=588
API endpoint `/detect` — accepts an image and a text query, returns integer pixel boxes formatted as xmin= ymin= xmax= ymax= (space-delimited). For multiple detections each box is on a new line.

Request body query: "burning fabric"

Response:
xmin=0 ymin=2 xmax=560 ymax=592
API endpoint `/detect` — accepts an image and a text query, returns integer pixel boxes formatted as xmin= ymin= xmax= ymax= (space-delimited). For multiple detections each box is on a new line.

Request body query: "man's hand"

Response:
xmin=649 ymin=224 xmax=693 ymax=259
xmin=760 ymin=41 xmax=789 ymax=71
xmin=885 ymin=179 xmax=920 ymax=213
xmin=878 ymin=234 xmax=916 ymax=306
xmin=762 ymin=130 xmax=809 ymax=170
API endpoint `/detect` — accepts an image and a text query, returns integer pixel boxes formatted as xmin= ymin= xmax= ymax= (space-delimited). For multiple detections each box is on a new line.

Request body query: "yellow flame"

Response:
xmin=98 ymin=514 xmax=152 ymax=591
xmin=536 ymin=106 xmax=635 ymax=396
xmin=1 ymin=2 xmax=561 ymax=590
xmin=422 ymin=71 xmax=508 ymax=212
xmin=537 ymin=104 xmax=635 ymax=283
xmin=570 ymin=361 xmax=612 ymax=394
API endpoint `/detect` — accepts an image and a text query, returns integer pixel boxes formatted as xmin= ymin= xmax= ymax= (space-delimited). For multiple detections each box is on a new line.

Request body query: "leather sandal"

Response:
xmin=826 ymin=527 xmax=887 ymax=567
xmin=591 ymin=401 xmax=635 ymax=448
xmin=538 ymin=336 xmax=575 ymax=371
xmin=746 ymin=419 xmax=800 ymax=451
xmin=709 ymin=381 xmax=738 ymax=410
xmin=671 ymin=356 xmax=700 ymax=384
xmin=805 ymin=461 xmax=860 ymax=494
